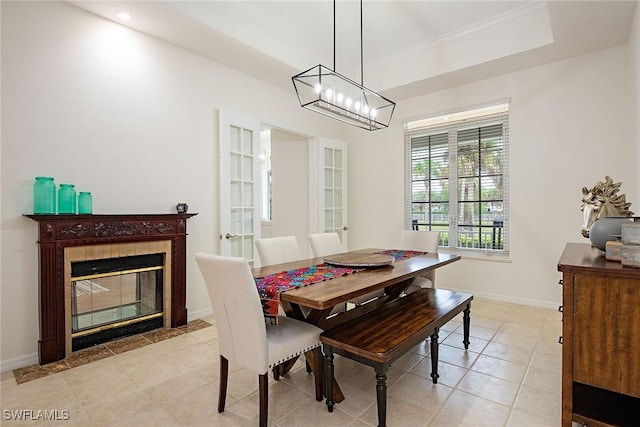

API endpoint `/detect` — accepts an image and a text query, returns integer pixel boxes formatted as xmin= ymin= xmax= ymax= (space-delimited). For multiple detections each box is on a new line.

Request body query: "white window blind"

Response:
xmin=404 ymin=103 xmax=509 ymax=256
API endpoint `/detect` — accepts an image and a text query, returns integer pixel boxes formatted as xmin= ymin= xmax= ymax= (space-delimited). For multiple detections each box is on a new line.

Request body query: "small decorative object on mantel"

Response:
xmin=176 ymin=203 xmax=188 ymax=214
xmin=580 ymin=175 xmax=634 ymax=252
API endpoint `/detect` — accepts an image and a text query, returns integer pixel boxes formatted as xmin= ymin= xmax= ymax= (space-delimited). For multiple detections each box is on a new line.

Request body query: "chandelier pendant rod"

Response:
xmin=360 ymin=0 xmax=363 ymax=86
xmin=333 ymin=0 xmax=336 ymax=71
xmin=333 ymin=0 xmax=364 ymax=86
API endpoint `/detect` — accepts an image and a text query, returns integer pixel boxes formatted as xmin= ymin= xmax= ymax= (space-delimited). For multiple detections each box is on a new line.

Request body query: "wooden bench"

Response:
xmin=320 ymin=288 xmax=473 ymax=427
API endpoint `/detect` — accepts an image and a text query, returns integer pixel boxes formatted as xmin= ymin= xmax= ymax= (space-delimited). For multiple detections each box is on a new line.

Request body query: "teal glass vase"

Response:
xmin=58 ymin=184 xmax=76 ymax=214
xmin=33 ymin=177 xmax=56 ymax=214
xmin=78 ymin=192 xmax=92 ymax=214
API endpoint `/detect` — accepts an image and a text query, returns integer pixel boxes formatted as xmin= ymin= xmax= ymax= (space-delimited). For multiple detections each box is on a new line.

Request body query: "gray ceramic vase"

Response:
xmin=588 ymin=216 xmax=632 ymax=251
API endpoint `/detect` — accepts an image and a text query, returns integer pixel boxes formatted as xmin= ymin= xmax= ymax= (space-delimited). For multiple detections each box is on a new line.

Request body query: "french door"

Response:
xmin=219 ymin=111 xmax=261 ymax=263
xmin=310 ymin=138 xmax=349 ymax=249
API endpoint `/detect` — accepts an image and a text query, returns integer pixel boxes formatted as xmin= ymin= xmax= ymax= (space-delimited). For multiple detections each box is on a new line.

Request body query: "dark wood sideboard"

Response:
xmin=557 ymin=243 xmax=640 ymax=426
xmin=26 ymin=213 xmax=197 ymax=365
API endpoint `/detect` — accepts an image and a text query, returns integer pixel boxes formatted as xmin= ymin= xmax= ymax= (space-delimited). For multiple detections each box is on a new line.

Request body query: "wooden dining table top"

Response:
xmin=251 ymin=248 xmax=461 ymax=311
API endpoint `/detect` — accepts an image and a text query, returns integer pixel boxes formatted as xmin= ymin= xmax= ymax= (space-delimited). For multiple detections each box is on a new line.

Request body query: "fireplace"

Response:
xmin=27 ymin=213 xmax=196 ymax=364
xmin=67 ymin=247 xmax=169 ymax=353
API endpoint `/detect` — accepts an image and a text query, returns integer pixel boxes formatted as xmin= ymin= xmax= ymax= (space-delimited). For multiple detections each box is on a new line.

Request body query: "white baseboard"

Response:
xmin=1 ymin=352 xmax=39 ymax=374
xmin=187 ymin=307 xmax=214 ymax=321
xmin=440 ymin=286 xmax=560 ymax=310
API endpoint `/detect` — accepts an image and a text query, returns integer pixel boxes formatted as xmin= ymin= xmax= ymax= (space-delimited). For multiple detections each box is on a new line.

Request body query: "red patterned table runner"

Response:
xmin=256 ymin=264 xmax=359 ymax=320
xmin=255 ymin=249 xmax=427 ymax=321
xmin=376 ymin=249 xmax=426 ymax=261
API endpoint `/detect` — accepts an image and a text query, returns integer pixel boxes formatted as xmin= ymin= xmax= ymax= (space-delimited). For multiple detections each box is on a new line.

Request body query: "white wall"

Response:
xmin=269 ymin=129 xmax=311 ymax=259
xmin=631 ymin=2 xmax=640 ymax=204
xmin=347 ymin=44 xmax=637 ymax=308
xmin=0 ymin=1 xmax=346 ymax=370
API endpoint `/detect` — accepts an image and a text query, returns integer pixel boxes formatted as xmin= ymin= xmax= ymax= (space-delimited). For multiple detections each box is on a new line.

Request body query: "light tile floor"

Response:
xmin=1 ymin=298 xmax=562 ymax=426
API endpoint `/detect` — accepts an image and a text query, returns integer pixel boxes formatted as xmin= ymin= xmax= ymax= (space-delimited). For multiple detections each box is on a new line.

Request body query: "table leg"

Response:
xmin=385 ymin=278 xmax=414 ymax=299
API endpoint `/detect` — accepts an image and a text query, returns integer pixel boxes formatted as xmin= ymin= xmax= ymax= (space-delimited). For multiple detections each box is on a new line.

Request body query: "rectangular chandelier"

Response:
xmin=292 ymin=64 xmax=396 ymax=131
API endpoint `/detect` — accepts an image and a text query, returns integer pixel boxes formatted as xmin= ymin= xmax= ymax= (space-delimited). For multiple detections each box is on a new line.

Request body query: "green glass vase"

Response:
xmin=58 ymin=184 xmax=76 ymax=214
xmin=78 ymin=192 xmax=92 ymax=214
xmin=33 ymin=177 xmax=56 ymax=214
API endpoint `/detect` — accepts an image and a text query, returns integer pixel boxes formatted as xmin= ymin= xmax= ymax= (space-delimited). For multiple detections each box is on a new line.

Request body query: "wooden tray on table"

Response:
xmin=324 ymin=252 xmax=395 ymax=268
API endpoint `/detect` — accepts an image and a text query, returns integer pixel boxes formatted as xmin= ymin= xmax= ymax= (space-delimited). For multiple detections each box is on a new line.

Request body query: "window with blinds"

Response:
xmin=404 ymin=103 xmax=509 ymax=256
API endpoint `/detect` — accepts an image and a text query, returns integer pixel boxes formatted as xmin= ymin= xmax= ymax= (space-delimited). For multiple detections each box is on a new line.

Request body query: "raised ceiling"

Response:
xmin=69 ymin=1 xmax=637 ymax=100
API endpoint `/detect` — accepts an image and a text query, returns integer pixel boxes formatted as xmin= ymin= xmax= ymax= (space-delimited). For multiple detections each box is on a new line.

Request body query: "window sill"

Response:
xmin=439 ymin=248 xmax=511 ymax=263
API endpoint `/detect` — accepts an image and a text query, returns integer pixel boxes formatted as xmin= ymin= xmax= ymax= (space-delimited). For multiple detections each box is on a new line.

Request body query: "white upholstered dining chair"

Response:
xmin=401 ymin=230 xmax=441 ymax=293
xmin=255 ymin=236 xmax=300 ymax=266
xmin=308 ymin=232 xmax=343 ymax=258
xmin=195 ymin=253 xmax=323 ymax=427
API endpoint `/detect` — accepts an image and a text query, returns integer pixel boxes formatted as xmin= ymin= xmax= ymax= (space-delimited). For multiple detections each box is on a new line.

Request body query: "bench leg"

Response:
xmin=323 ymin=344 xmax=335 ymax=413
xmin=430 ymin=327 xmax=440 ymax=384
xmin=375 ymin=365 xmax=389 ymax=427
xmin=463 ymin=303 xmax=471 ymax=350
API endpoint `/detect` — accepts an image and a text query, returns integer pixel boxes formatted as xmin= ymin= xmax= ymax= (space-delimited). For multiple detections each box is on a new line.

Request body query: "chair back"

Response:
xmin=400 ymin=230 xmax=440 ymax=289
xmin=255 ymin=236 xmax=300 ymax=266
xmin=308 ymin=232 xmax=343 ymax=258
xmin=195 ymin=253 xmax=268 ymax=373
xmin=400 ymin=230 xmax=440 ymax=253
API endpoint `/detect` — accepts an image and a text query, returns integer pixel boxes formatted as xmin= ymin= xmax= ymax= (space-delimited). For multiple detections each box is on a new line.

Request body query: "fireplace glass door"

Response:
xmin=70 ymin=254 xmax=164 ymax=337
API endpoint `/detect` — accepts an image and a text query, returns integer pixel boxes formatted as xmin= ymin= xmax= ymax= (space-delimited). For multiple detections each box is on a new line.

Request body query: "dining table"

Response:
xmin=251 ymin=248 xmax=461 ymax=402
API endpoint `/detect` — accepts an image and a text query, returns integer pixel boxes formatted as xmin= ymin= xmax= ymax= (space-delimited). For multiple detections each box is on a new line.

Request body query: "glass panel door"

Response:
xmin=220 ymin=111 xmax=261 ymax=263
xmin=316 ymin=138 xmax=348 ymax=248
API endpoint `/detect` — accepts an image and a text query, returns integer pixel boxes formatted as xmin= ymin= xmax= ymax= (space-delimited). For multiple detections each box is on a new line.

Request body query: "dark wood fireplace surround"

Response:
xmin=26 ymin=213 xmax=197 ymax=365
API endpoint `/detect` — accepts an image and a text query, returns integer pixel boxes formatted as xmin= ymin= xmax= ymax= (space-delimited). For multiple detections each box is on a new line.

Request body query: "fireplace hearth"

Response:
xmin=26 ymin=213 xmax=197 ymax=364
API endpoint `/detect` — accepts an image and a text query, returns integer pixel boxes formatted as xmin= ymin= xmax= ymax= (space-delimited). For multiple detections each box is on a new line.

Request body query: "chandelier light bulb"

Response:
xmin=354 ymin=101 xmax=361 ymax=112
xmin=370 ymin=108 xmax=377 ymax=118
xmin=362 ymin=105 xmax=370 ymax=115
xmin=336 ymin=92 xmax=344 ymax=103
xmin=345 ymin=98 xmax=353 ymax=107
xmin=326 ymin=88 xmax=333 ymax=100
xmin=315 ymin=83 xmax=322 ymax=94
